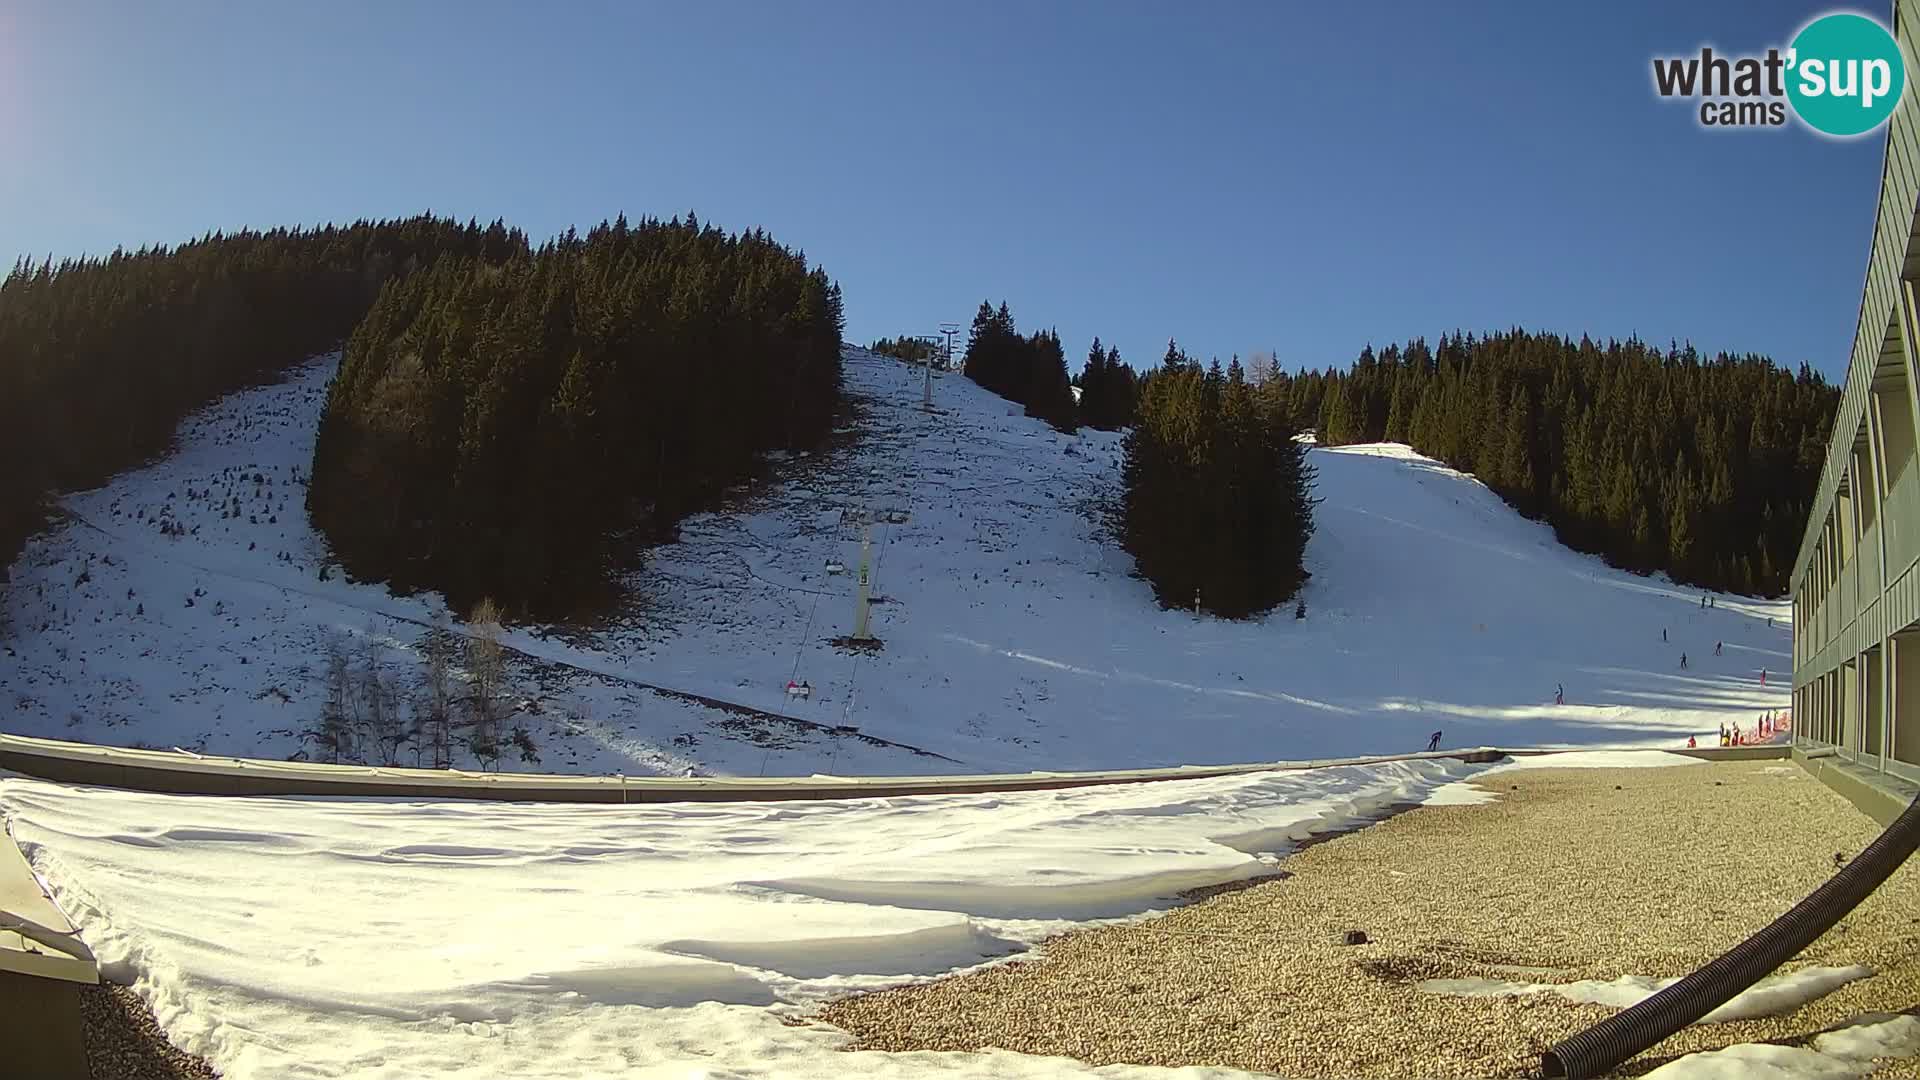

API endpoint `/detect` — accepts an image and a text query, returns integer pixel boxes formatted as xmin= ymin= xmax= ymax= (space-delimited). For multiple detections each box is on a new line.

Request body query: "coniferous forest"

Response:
xmin=307 ymin=215 xmax=845 ymax=617
xmin=1122 ymin=344 xmax=1317 ymax=619
xmin=1075 ymin=336 xmax=1139 ymax=431
xmin=868 ymin=335 xmax=941 ymax=365
xmin=1264 ymin=330 xmax=1837 ymax=596
xmin=962 ymin=301 xmax=1079 ymax=433
xmin=0 ymin=217 xmax=527 ymax=577
xmin=0 ymin=223 xmax=1836 ymax=624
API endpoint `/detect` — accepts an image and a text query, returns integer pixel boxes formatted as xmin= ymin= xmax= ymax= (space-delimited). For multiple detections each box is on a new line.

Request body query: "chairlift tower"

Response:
xmin=940 ymin=323 xmax=961 ymax=372
xmin=852 ymin=517 xmax=876 ymax=641
xmin=917 ymin=334 xmax=942 ymax=409
xmin=848 ymin=507 xmax=910 ymax=642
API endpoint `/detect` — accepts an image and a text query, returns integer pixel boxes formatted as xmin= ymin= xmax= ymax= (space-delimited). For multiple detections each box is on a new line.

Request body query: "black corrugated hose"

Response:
xmin=1542 ymin=787 xmax=1920 ymax=1079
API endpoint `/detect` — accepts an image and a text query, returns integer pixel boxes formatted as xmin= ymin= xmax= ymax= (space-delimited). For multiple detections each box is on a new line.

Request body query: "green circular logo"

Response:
xmin=1787 ymin=13 xmax=1906 ymax=136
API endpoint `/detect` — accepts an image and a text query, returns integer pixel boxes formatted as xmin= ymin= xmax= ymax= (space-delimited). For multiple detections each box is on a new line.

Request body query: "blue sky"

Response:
xmin=0 ymin=2 xmax=1887 ymax=380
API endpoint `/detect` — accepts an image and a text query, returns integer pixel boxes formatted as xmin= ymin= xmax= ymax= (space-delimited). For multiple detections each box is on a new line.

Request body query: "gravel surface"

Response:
xmin=82 ymin=982 xmax=218 ymax=1080
xmin=819 ymin=760 xmax=1920 ymax=1078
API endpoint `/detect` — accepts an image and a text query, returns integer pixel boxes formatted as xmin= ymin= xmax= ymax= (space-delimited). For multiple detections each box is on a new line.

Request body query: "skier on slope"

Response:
xmin=1663 ymin=628 xmax=1668 ymax=643
xmin=1426 ymin=730 xmax=1443 ymax=752
xmin=1715 ymin=641 xmax=1722 ymax=656
xmin=1680 ymin=652 xmax=1688 ymax=670
xmin=1555 ymin=683 xmax=1564 ymax=706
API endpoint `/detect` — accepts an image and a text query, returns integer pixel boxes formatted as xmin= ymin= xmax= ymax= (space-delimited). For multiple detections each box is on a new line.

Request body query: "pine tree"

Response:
xmin=1322 ymin=381 xmax=1355 ymax=446
xmin=1107 ymin=346 xmax=1138 ymax=427
xmin=1080 ymin=337 xmax=1108 ymax=428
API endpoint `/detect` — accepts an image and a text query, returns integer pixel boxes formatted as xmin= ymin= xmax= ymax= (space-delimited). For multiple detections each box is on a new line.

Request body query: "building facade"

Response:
xmin=1792 ymin=0 xmax=1920 ymax=780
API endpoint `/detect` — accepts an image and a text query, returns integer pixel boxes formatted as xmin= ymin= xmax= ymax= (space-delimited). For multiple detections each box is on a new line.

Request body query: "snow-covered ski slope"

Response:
xmin=6 ymin=752 xmax=1867 ymax=1080
xmin=0 ymin=347 xmax=1791 ymax=776
xmin=0 ymin=755 xmax=1526 ymax=1080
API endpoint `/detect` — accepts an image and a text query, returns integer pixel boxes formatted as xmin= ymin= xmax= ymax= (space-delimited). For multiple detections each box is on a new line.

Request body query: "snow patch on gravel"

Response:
xmin=1420 ymin=964 xmax=1873 ymax=1023
xmin=1644 ymin=1011 xmax=1920 ymax=1078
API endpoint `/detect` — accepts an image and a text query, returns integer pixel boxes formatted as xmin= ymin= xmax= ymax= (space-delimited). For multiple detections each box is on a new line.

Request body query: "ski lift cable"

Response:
xmin=789 ymin=589 xmax=821 ymax=684
xmin=842 ymin=633 xmax=866 ymax=727
xmin=830 ymin=380 xmax=925 ymax=727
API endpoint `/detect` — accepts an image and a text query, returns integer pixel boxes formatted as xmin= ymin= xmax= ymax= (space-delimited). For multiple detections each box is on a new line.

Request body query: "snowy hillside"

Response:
xmin=0 ymin=347 xmax=1792 ymax=776
xmin=12 ymin=752 xmax=1873 ymax=1080
xmin=0 ymin=754 xmax=1547 ymax=1080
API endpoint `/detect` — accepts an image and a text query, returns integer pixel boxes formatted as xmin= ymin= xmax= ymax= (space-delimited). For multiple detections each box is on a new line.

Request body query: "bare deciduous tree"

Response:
xmin=421 ymin=611 xmax=455 ymax=769
xmin=357 ymin=624 xmax=407 ymax=766
xmin=317 ymin=630 xmax=353 ymax=763
xmin=466 ymin=598 xmax=505 ymax=770
xmin=1247 ymin=350 xmax=1279 ymax=387
xmin=509 ymin=724 xmax=540 ymax=765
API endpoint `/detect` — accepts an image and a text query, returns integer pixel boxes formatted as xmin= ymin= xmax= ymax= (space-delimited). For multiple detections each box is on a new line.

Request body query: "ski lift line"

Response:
xmin=790 ymin=589 xmax=822 ymax=684
xmin=842 ymin=645 xmax=864 ymax=726
xmin=740 ymin=560 xmax=837 ymax=597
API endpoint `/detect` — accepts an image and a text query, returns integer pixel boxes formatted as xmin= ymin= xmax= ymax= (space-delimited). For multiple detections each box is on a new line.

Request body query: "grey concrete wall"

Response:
xmin=1796 ymin=746 xmax=1919 ymax=828
xmin=0 ymin=733 xmax=1515 ymax=804
xmin=1669 ymin=745 xmax=1790 ymax=762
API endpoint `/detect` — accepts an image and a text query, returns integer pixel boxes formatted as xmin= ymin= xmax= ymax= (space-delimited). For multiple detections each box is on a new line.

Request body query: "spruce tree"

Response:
xmin=1107 ymin=346 xmax=1137 ymax=428
xmin=1079 ymin=337 xmax=1108 ymax=428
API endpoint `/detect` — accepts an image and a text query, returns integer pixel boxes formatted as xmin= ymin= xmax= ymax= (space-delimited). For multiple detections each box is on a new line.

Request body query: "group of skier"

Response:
xmin=1663 ymin=595 xmax=1770 ymax=686
xmin=1714 ymin=712 xmax=1783 ymax=747
xmin=1426 ymin=593 xmax=1781 ymax=754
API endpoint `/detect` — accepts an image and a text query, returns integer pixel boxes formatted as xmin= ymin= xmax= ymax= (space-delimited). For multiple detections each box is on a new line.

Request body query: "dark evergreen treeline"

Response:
xmin=869 ymin=335 xmax=940 ymax=364
xmin=1123 ymin=343 xmax=1317 ymax=618
xmin=0 ymin=217 xmax=529 ymax=575
xmin=954 ymin=297 xmax=1299 ymax=616
xmin=962 ymin=301 xmax=1078 ymax=432
xmin=1265 ymin=330 xmax=1836 ymax=596
xmin=307 ymin=214 xmax=845 ymax=617
xmin=1076 ymin=336 xmax=1139 ymax=431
